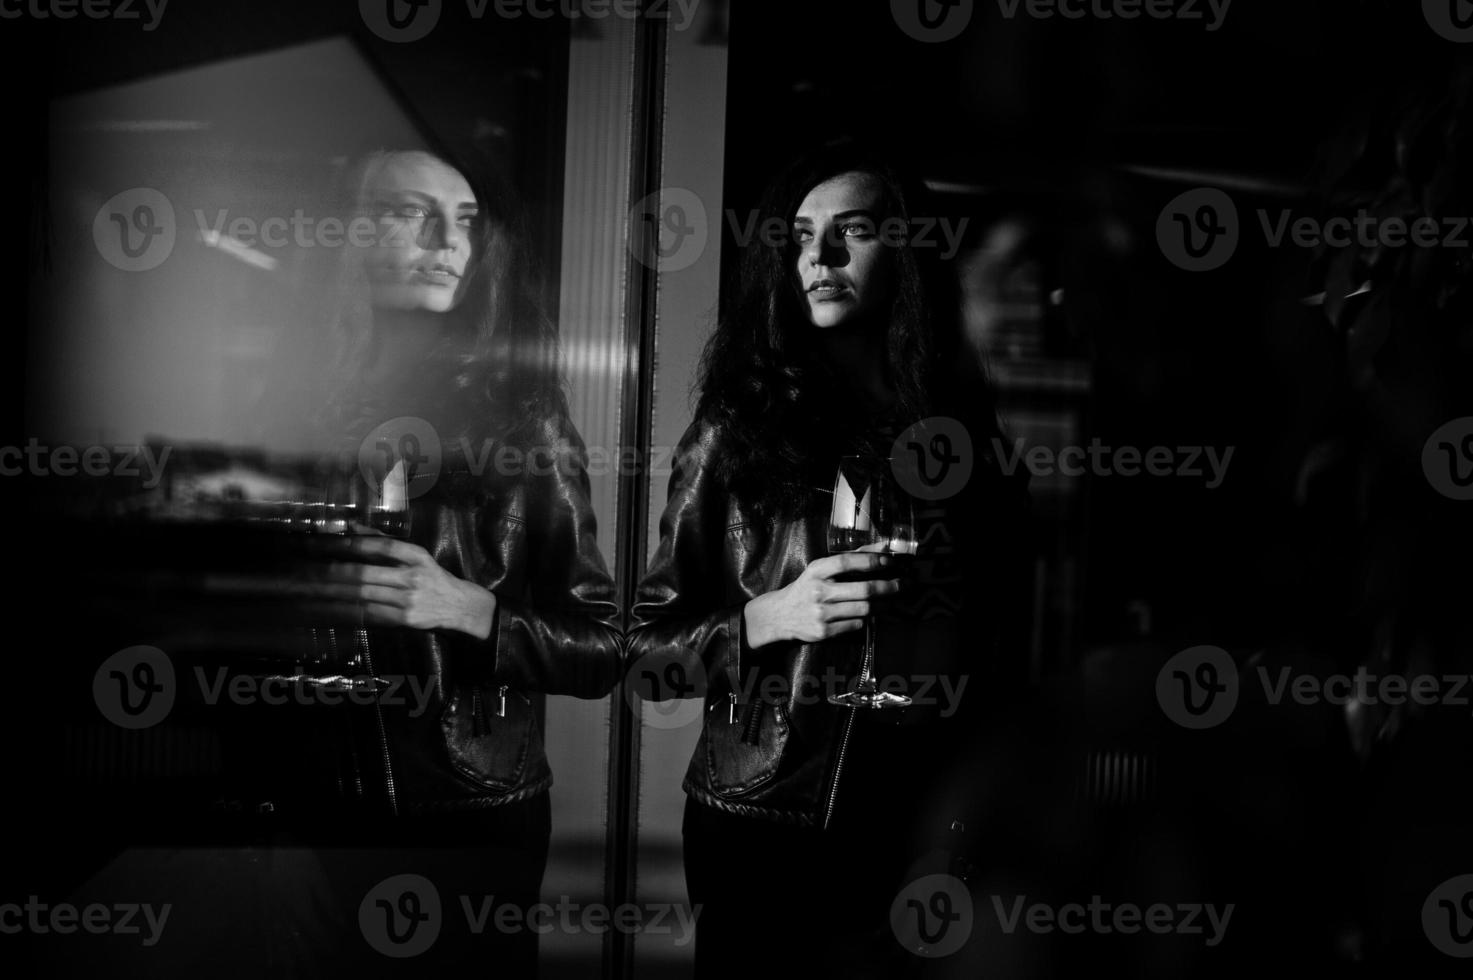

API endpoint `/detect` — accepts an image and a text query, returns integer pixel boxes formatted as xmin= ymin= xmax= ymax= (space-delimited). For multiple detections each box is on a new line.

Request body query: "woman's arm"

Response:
xmin=627 ymin=419 xmax=895 ymax=694
xmin=476 ymin=414 xmax=623 ymax=699
xmin=310 ymin=418 xmax=622 ymax=699
xmin=627 ymin=420 xmax=749 ymax=694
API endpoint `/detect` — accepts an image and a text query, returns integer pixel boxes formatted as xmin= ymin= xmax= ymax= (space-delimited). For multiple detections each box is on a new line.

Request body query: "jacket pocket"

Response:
xmin=439 ymin=683 xmax=534 ymax=791
xmin=704 ymin=692 xmax=790 ymax=798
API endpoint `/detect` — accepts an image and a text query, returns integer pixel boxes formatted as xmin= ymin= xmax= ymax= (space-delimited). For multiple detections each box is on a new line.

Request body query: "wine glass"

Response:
xmin=826 ymin=455 xmax=917 ymax=709
xmin=366 ymin=456 xmax=411 ymax=538
xmin=352 ymin=443 xmax=412 ymax=539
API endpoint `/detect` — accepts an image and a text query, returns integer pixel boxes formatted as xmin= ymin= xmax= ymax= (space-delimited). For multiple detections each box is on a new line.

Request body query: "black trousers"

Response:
xmin=682 ymin=724 xmax=938 ymax=979
xmin=308 ymin=793 xmax=552 ymax=977
xmin=36 ymin=794 xmax=551 ymax=979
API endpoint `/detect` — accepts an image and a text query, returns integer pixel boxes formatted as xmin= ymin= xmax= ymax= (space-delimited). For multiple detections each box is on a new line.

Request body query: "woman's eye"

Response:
xmin=370 ymin=203 xmax=427 ymax=220
xmin=794 ymin=228 xmax=814 ymax=244
xmin=840 ymin=222 xmax=875 ymax=239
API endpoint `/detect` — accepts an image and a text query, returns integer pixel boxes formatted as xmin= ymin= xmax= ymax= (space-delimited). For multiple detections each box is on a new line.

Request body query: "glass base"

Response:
xmin=828 ymin=690 xmax=911 ymax=709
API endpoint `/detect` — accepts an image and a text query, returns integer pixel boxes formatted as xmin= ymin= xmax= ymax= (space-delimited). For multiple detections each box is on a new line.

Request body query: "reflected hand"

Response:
xmin=316 ymin=536 xmax=497 ymax=638
xmin=201 ymin=536 xmax=497 ymax=639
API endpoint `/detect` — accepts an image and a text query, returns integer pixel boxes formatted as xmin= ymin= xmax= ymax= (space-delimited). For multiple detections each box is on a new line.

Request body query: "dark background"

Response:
xmin=3 ymin=0 xmax=1473 ymax=975
xmin=715 ymin=2 xmax=1473 ymax=975
xmin=719 ymin=0 xmax=1473 ymax=662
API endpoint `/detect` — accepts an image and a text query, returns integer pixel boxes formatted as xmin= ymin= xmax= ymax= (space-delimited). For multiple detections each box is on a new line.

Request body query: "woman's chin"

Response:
xmin=370 ymin=285 xmax=460 ymax=314
xmin=809 ymin=311 xmax=869 ymax=331
xmin=806 ymin=309 xmax=849 ymax=329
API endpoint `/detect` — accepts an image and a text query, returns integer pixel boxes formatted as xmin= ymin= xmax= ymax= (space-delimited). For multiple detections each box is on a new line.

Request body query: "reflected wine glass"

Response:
xmin=826 ymin=454 xmax=917 ymax=709
xmin=361 ymin=455 xmax=411 ymax=539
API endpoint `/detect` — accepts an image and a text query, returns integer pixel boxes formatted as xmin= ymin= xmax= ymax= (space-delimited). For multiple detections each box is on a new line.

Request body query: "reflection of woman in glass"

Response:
xmin=274 ymin=146 xmax=622 ymax=972
xmin=628 ymin=143 xmax=1029 ymax=975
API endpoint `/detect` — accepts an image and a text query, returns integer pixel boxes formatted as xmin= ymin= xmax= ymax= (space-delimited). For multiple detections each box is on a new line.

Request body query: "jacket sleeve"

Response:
xmin=626 ymin=419 xmax=750 ymax=696
xmin=478 ymin=414 xmax=623 ymax=699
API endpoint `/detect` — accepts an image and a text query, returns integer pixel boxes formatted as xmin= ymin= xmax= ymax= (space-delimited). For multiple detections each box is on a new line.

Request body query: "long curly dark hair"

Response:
xmin=302 ymin=145 xmax=568 ymax=460
xmin=696 ymin=141 xmax=1003 ymax=518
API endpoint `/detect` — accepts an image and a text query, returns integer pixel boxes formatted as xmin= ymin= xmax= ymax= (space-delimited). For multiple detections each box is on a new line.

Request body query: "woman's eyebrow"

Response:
xmin=371 ymin=188 xmax=433 ymax=202
xmin=793 ymin=208 xmax=877 ymax=223
xmin=367 ymin=189 xmax=479 ymax=212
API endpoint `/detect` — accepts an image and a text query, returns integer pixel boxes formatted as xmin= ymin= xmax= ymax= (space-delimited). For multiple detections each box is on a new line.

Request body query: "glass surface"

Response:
xmin=31 ymin=10 xmax=630 ymax=978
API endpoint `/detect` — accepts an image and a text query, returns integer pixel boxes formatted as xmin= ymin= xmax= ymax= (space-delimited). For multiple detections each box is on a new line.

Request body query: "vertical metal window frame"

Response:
xmin=622 ymin=6 xmax=730 ymax=980
xmin=551 ymin=11 xmax=639 ymax=977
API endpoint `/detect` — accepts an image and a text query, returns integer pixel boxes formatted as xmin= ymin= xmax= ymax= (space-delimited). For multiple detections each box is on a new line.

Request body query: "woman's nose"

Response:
xmin=801 ymin=231 xmax=825 ymax=267
xmin=802 ymin=226 xmax=845 ymax=268
xmin=421 ymin=212 xmax=467 ymax=254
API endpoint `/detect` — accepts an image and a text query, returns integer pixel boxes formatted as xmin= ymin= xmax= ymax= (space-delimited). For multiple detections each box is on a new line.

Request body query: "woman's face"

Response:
xmin=361 ymin=151 xmax=478 ymax=314
xmin=792 ymin=170 xmax=895 ymax=329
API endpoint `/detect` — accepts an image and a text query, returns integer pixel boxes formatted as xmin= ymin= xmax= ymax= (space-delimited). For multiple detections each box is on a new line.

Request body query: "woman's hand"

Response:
xmin=203 ymin=536 xmax=499 ymax=639
xmin=319 ymin=537 xmax=498 ymax=638
xmin=742 ymin=551 xmax=900 ymax=648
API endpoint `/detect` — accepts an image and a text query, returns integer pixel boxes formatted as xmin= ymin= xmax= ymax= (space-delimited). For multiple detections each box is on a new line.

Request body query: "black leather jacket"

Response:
xmin=314 ymin=412 xmax=622 ymax=815
xmin=628 ymin=415 xmax=1030 ymax=829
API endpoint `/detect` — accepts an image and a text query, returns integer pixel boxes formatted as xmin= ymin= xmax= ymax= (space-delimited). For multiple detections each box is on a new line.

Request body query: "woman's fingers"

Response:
xmin=346 ymin=535 xmax=434 ymax=566
xmin=304 ymin=535 xmax=430 ymax=566
xmin=317 ymin=562 xmax=412 ymax=588
xmin=286 ymin=599 xmax=409 ymax=627
xmin=359 ymin=601 xmax=411 ymax=627
xmin=810 ymin=551 xmax=892 ymax=580
xmin=354 ymin=584 xmax=411 ymax=607
xmin=200 ymin=570 xmax=412 ymax=605
xmin=823 ymin=600 xmax=872 ymax=622
xmin=823 ymin=578 xmax=900 ymax=602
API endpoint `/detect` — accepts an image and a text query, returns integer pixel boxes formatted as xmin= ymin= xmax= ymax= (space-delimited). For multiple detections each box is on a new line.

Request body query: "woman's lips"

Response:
xmin=808 ymin=283 xmax=847 ymax=300
xmin=410 ymin=268 xmax=460 ymax=286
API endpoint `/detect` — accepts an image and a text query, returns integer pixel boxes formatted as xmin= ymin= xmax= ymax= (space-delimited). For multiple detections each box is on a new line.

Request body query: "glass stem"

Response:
xmin=857 ymin=615 xmax=876 ymax=693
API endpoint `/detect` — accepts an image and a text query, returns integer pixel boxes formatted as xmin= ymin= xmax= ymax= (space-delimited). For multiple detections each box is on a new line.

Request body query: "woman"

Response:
xmin=627 ymin=143 xmax=1030 ymax=975
xmin=251 ymin=145 xmax=622 ymax=973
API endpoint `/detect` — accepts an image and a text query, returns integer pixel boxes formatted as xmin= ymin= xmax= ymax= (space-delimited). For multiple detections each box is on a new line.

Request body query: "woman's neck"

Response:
xmin=367 ymin=308 xmax=445 ymax=382
xmin=815 ymin=318 xmax=894 ymax=413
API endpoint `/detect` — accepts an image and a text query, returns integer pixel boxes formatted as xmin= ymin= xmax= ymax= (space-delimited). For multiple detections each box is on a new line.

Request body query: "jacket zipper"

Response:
xmin=356 ymin=628 xmax=398 ymax=817
xmin=318 ymin=627 xmax=364 ymax=798
xmin=471 ymin=686 xmax=508 ymax=734
xmin=823 ymin=635 xmax=870 ymax=830
xmin=739 ymin=697 xmax=765 ymax=745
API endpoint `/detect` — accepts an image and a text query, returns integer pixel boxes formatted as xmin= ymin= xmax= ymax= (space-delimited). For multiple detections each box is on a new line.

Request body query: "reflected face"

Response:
xmin=793 ymin=171 xmax=895 ymax=329
xmin=361 ymin=151 xmax=478 ymax=313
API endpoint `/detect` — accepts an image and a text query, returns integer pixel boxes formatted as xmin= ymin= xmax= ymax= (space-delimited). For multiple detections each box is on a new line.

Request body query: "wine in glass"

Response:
xmin=350 ymin=442 xmax=412 ymax=539
xmin=826 ymin=455 xmax=917 ymax=709
xmin=366 ymin=456 xmax=411 ymax=538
